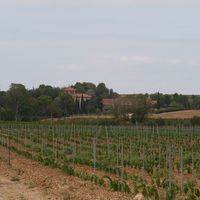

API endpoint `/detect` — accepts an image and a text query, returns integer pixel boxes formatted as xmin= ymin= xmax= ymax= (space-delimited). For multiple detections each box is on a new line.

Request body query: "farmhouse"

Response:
xmin=64 ymin=87 xmax=92 ymax=109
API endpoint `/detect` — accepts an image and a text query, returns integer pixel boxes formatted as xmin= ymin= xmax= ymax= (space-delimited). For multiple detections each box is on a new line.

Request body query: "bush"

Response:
xmin=191 ymin=116 xmax=200 ymax=126
xmin=156 ymin=118 xmax=166 ymax=126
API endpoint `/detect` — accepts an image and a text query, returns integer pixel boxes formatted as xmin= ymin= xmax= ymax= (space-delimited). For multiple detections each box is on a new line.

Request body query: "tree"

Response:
xmin=113 ymin=95 xmax=150 ymax=123
xmin=179 ymin=95 xmax=189 ymax=108
xmin=157 ymin=92 xmax=160 ymax=110
xmin=85 ymin=97 xmax=99 ymax=113
xmin=57 ymin=92 xmax=75 ymax=116
xmin=191 ymin=96 xmax=200 ymax=109
xmin=164 ymin=94 xmax=171 ymax=107
xmin=35 ymin=95 xmax=52 ymax=117
xmin=30 ymin=84 xmax=61 ymax=99
xmin=80 ymin=94 xmax=86 ymax=113
xmin=131 ymin=106 xmax=148 ymax=124
xmin=131 ymin=95 xmax=150 ymax=124
xmin=173 ymin=93 xmax=189 ymax=108
xmin=52 ymin=97 xmax=62 ymax=117
xmin=0 ymin=91 xmax=6 ymax=120
xmin=74 ymin=82 xmax=96 ymax=95
xmin=6 ymin=83 xmax=30 ymax=121
xmin=0 ymin=82 xmax=118 ymax=120
xmin=95 ymin=83 xmax=109 ymax=97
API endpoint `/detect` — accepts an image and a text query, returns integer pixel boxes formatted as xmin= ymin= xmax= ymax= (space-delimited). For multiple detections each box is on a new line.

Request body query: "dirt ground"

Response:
xmin=0 ymin=154 xmax=56 ymax=200
xmin=0 ymin=175 xmax=48 ymax=200
xmin=0 ymin=146 xmax=135 ymax=200
xmin=150 ymin=109 xmax=200 ymax=119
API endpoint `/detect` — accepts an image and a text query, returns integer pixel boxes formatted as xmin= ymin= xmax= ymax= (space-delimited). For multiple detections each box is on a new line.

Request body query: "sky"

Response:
xmin=0 ymin=0 xmax=200 ymax=94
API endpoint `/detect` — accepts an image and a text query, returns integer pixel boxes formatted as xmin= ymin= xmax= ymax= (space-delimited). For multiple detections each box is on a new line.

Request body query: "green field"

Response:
xmin=0 ymin=123 xmax=200 ymax=199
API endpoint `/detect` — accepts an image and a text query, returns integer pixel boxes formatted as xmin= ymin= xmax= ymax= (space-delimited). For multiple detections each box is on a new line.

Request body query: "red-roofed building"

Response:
xmin=64 ymin=86 xmax=92 ymax=110
xmin=64 ymin=87 xmax=76 ymax=95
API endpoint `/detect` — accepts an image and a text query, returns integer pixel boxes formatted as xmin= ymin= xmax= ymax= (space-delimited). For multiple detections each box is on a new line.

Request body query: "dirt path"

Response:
xmin=0 ymin=175 xmax=47 ymax=200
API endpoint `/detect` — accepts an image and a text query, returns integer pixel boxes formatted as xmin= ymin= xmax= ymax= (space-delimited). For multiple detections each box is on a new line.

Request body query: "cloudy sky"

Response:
xmin=0 ymin=0 xmax=200 ymax=94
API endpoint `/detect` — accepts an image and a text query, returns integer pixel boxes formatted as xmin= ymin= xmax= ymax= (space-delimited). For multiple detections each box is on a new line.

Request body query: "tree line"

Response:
xmin=1 ymin=83 xmax=200 ymax=123
xmin=151 ymin=92 xmax=200 ymax=111
xmin=112 ymin=92 xmax=200 ymax=124
xmin=0 ymin=82 xmax=117 ymax=121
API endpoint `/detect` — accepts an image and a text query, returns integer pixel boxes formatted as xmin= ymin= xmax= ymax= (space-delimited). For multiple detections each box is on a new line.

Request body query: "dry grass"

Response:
xmin=150 ymin=109 xmax=200 ymax=119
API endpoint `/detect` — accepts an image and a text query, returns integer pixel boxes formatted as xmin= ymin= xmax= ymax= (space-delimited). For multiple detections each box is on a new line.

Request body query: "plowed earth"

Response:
xmin=0 ymin=146 xmax=135 ymax=200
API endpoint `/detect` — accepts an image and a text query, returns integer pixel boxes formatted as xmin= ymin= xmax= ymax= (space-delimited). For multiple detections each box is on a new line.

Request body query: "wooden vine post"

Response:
xmin=8 ymin=125 xmax=11 ymax=165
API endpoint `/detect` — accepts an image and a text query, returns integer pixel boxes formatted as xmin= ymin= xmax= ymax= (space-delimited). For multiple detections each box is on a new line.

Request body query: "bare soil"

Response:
xmin=0 ymin=175 xmax=48 ymax=200
xmin=150 ymin=109 xmax=200 ymax=119
xmin=0 ymin=146 xmax=134 ymax=200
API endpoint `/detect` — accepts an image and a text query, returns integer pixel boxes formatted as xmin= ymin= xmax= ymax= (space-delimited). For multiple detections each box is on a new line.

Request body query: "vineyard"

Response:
xmin=1 ymin=123 xmax=200 ymax=200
